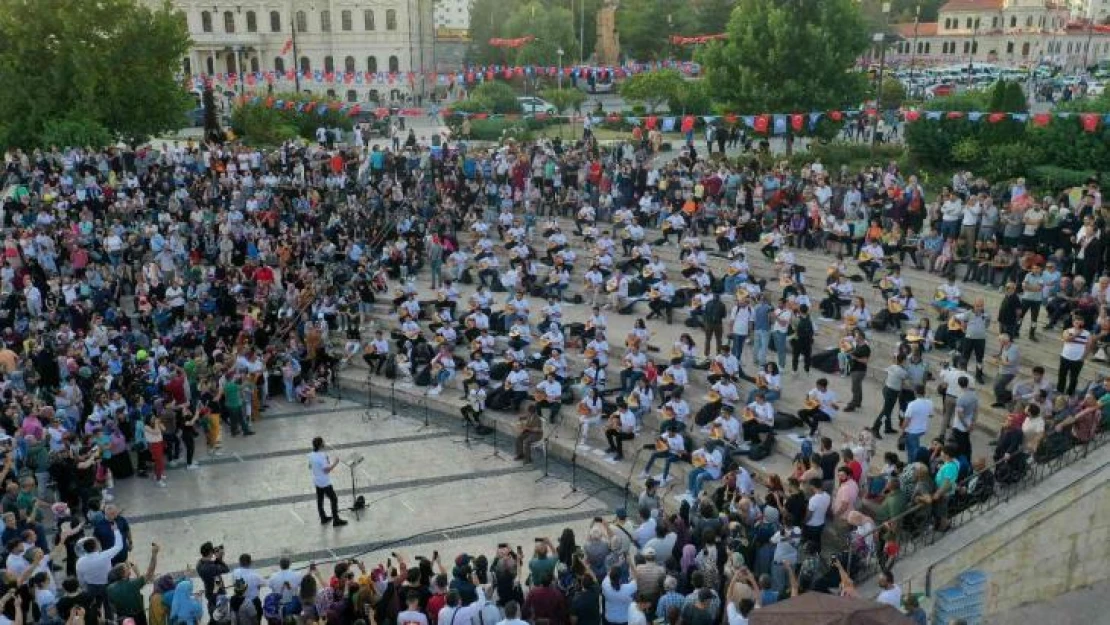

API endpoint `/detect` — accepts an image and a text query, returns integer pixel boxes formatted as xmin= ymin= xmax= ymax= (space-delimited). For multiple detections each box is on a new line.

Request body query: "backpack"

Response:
xmin=748 ymin=432 xmax=776 ymax=460
xmin=1034 ymin=431 xmax=1072 ymax=463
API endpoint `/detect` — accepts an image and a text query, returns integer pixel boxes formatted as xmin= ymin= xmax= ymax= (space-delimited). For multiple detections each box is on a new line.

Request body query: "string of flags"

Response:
xmin=244 ymin=96 xmax=1110 ymax=134
xmin=187 ymin=60 xmax=703 ymax=91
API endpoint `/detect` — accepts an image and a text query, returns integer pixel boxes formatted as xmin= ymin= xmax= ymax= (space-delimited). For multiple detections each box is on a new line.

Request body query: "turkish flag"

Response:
xmin=790 ymin=114 xmax=804 ymax=133
xmin=1033 ymin=113 xmax=1051 ymax=127
xmin=645 ymin=116 xmax=657 ymax=130
xmin=348 ymin=105 xmax=361 ymax=116
xmin=753 ymin=115 xmax=769 ymax=134
xmin=680 ymin=115 xmax=695 ymax=133
xmin=265 ymin=97 xmax=275 ymax=108
xmin=988 ymin=112 xmax=1007 ymax=124
xmin=829 ymin=110 xmax=843 ymax=122
xmin=904 ymin=110 xmax=920 ymax=122
xmin=1081 ymin=113 xmax=1099 ymax=132
xmin=725 ymin=114 xmax=738 ymax=125
xmin=946 ymin=111 xmax=964 ymax=119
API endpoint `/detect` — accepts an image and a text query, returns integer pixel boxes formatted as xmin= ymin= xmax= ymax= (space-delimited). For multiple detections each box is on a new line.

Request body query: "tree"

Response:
xmin=468 ymin=0 xmax=600 ymax=66
xmin=617 ymin=0 xmax=698 ymax=61
xmin=0 ymin=0 xmax=192 ymax=147
xmin=540 ymin=88 xmax=586 ymax=115
xmin=667 ymin=79 xmax=712 ymax=114
xmin=467 ymin=81 xmax=520 ymax=114
xmin=698 ymin=0 xmax=869 ymax=113
xmin=877 ymin=79 xmax=906 ymax=110
xmin=496 ymin=1 xmax=577 ymax=67
xmin=987 ymin=80 xmax=1028 ymax=113
xmin=620 ymin=70 xmax=685 ymax=113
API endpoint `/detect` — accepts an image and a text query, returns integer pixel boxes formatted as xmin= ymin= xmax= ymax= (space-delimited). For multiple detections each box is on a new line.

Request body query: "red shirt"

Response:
xmin=847 ymin=459 xmax=863 ymax=484
xmin=425 ymin=594 xmax=445 ymax=625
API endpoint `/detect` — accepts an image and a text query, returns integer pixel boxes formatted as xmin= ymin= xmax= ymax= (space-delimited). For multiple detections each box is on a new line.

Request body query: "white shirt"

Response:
xmin=75 ymin=528 xmax=124 ymax=586
xmin=806 ymin=492 xmax=831 ymax=527
xmin=876 ymin=584 xmax=903 ymax=609
xmin=726 ymin=602 xmax=750 ymax=625
xmin=231 ymin=567 xmax=265 ymax=601
xmin=1061 ymin=329 xmax=1090 ymax=361
xmin=308 ymin=451 xmax=332 ymax=488
xmin=903 ymin=397 xmax=933 ymax=435
xmin=267 ymin=569 xmax=304 ymax=594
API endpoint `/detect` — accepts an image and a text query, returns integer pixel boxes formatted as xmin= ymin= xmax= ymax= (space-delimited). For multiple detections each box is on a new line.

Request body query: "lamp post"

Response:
xmin=557 ymin=47 xmax=564 ymax=89
xmin=966 ymin=19 xmax=980 ymax=87
xmin=870 ymin=1 xmax=890 ymax=158
xmin=908 ymin=4 xmax=920 ymax=99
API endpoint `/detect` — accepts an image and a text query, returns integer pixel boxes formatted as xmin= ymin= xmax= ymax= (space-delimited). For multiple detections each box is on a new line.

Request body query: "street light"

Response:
xmin=871 ymin=1 xmax=891 ymax=158
xmin=557 ymin=47 xmax=564 ymax=89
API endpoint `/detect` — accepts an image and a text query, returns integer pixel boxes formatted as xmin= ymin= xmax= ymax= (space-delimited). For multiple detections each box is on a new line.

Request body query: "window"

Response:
xmin=226 ymin=55 xmax=237 ymax=74
xmin=341 ymin=10 xmax=352 ymax=30
xmin=326 ymin=89 xmax=337 ymax=98
xmin=971 ymin=41 xmax=978 ymax=54
xmin=965 ymin=17 xmax=971 ymax=28
xmin=367 ymin=56 xmax=378 ymax=72
xmin=345 ymin=56 xmax=356 ymax=72
xmin=974 ymin=18 xmax=980 ymax=29
xmin=347 ymin=90 xmax=358 ymax=102
xmin=1026 ymin=16 xmax=1033 ymax=27
xmin=1021 ymin=42 xmax=1030 ymax=56
xmin=364 ymin=9 xmax=375 ymax=30
xmin=1006 ymin=41 xmax=1014 ymax=54
xmin=386 ymin=9 xmax=397 ymax=30
xmin=300 ymin=56 xmax=311 ymax=73
xmin=320 ymin=10 xmax=331 ymax=32
xmin=246 ymin=10 xmax=257 ymax=32
xmin=1010 ymin=16 xmax=1016 ymax=27
xmin=389 ymin=55 xmax=399 ymax=72
xmin=274 ymin=57 xmax=285 ymax=73
xmin=270 ymin=11 xmax=281 ymax=32
xmin=224 ymin=11 xmax=235 ymax=33
xmin=296 ymin=10 xmax=308 ymax=32
xmin=944 ymin=18 xmax=951 ymax=29
xmin=250 ymin=57 xmax=259 ymax=73
xmin=924 ymin=42 xmax=930 ymax=53
xmin=182 ymin=58 xmax=191 ymax=75
xmin=206 ymin=57 xmax=214 ymax=75
xmin=324 ymin=55 xmax=335 ymax=73
xmin=201 ymin=10 xmax=212 ymax=32
xmin=963 ymin=41 xmax=970 ymax=53
xmin=992 ymin=16 xmax=999 ymax=28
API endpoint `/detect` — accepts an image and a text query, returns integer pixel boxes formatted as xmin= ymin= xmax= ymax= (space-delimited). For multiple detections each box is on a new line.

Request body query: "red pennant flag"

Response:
xmin=264 ymin=97 xmax=275 ymax=108
xmin=375 ymin=107 xmax=389 ymax=118
xmin=473 ymin=113 xmax=489 ymax=120
xmin=790 ymin=114 xmax=804 ymax=132
xmin=348 ymin=104 xmax=361 ymax=117
xmin=681 ymin=115 xmax=695 ymax=133
xmin=988 ymin=112 xmax=1006 ymax=123
xmin=285 ymin=101 xmax=296 ymax=110
xmin=645 ymin=116 xmax=658 ymax=130
xmin=904 ymin=110 xmax=920 ymax=122
xmin=724 ymin=114 xmax=738 ymax=125
xmin=285 ymin=70 xmax=295 ymax=80
xmin=946 ymin=111 xmax=964 ymax=119
xmin=1080 ymin=113 xmax=1099 ymax=132
xmin=829 ymin=110 xmax=843 ymax=122
xmin=753 ymin=115 xmax=769 ymax=134
xmin=865 ymin=108 xmax=877 ymax=118
xmin=1033 ymin=112 xmax=1051 ymax=127
xmin=281 ymin=38 xmax=293 ymax=55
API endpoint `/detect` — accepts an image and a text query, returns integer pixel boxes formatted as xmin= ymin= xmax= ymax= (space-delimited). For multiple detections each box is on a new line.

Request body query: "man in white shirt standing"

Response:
xmin=901 ymin=386 xmax=932 ymax=464
xmin=803 ymin=478 xmax=830 ymax=550
xmin=76 ymin=525 xmax=124 ymax=617
xmin=308 ymin=437 xmax=348 ymax=527
xmin=875 ymin=571 xmax=903 ymax=608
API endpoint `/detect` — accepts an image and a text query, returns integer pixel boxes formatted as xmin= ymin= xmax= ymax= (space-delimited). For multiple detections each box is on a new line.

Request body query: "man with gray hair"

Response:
xmin=633 ymin=547 xmax=665 ymax=605
xmin=655 ymin=576 xmax=684 ymax=622
xmin=991 ymin=333 xmax=1020 ymax=408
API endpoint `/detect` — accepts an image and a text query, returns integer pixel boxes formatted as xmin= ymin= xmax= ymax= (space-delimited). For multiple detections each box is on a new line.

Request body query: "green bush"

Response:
xmin=981 ymin=142 xmax=1042 ymax=181
xmin=39 ymin=116 xmax=114 ymax=149
xmin=951 ymin=137 xmax=983 ymax=166
xmin=469 ymin=82 xmax=520 ymax=114
xmin=230 ymin=94 xmax=352 ymax=146
xmin=804 ymin=141 xmax=906 ymax=170
xmin=466 ymin=118 xmax=535 ymax=141
xmin=1028 ymin=165 xmax=1098 ymax=191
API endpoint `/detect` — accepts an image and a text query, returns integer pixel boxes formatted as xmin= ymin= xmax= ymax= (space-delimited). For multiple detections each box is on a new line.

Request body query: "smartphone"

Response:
xmin=592 ymin=516 xmax=602 ymax=523
xmin=433 ymin=550 xmax=439 ymax=561
xmin=534 ymin=537 xmax=544 ymax=542
xmin=497 ymin=543 xmax=508 ymax=550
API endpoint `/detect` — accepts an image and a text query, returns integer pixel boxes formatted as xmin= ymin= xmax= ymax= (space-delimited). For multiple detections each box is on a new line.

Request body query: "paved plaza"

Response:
xmin=111 ymin=396 xmax=623 ymax=577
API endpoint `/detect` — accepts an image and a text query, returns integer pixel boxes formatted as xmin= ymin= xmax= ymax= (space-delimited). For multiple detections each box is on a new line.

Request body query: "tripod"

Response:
xmin=482 ymin=410 xmax=505 ymax=460
xmin=535 ymin=417 xmax=559 ymax=484
xmin=622 ymin=445 xmax=651 ymax=511
xmin=452 ymin=414 xmax=473 ymax=447
xmin=415 ymin=395 xmax=433 ymax=432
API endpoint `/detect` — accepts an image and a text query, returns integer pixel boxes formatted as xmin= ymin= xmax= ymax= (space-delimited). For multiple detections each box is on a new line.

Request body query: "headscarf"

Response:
xmin=169 ymin=579 xmax=202 ymax=625
xmin=762 ymin=505 xmax=780 ymax=526
xmin=680 ymin=544 xmax=697 ymax=573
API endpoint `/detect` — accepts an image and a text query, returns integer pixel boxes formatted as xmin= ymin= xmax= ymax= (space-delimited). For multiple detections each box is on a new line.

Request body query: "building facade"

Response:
xmin=433 ymin=0 xmax=470 ymax=40
xmin=889 ymin=0 xmax=1110 ymax=70
xmin=1070 ymin=0 xmax=1110 ymax=22
xmin=153 ymin=0 xmax=435 ymax=104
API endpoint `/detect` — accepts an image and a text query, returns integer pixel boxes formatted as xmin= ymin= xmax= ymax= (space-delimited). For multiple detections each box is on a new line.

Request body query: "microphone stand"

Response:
xmin=482 ymin=409 xmax=504 ymax=460
xmin=415 ymin=394 xmax=432 ymax=432
xmin=387 ymin=378 xmax=398 ymax=421
xmin=562 ymin=420 xmax=585 ymax=498
xmin=535 ymin=417 xmax=560 ymax=484
xmin=622 ymin=445 xmax=651 ymax=512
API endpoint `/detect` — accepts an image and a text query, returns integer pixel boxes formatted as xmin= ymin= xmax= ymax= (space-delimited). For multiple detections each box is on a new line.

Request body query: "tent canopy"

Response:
xmin=750 ymin=593 xmax=916 ymax=625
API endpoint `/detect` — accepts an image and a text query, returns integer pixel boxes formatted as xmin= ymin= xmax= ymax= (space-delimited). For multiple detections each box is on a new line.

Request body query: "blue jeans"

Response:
xmin=621 ymin=369 xmax=643 ymax=393
xmin=771 ymin=331 xmax=788 ymax=370
xmin=643 ymin=451 xmax=680 ymax=479
xmin=730 ymin=333 xmax=747 ymax=364
xmin=687 ymin=468 xmax=715 ymax=498
xmin=753 ymin=330 xmax=770 ymax=367
xmin=724 ymin=275 xmax=747 ymax=293
xmin=905 ymin=432 xmax=923 ymax=465
xmin=748 ymin=389 xmax=780 ymax=404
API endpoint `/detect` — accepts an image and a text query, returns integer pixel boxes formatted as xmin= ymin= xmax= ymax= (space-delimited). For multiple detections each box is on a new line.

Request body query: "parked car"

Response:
xmin=517 ymin=96 xmax=558 ymax=115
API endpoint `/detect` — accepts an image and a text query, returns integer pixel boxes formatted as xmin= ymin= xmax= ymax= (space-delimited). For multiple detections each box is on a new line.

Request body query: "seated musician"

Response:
xmin=710 ymin=377 xmax=740 ymax=412
xmin=534 ymin=371 xmax=563 ymax=422
xmin=604 ymin=398 xmax=637 ymax=461
xmin=797 ymin=378 xmax=838 ymax=437
xmin=876 ymin=267 xmax=903 ymax=300
xmin=427 ymin=343 xmax=456 ymax=396
xmin=822 ymin=275 xmax=854 ymax=320
xmin=538 ymin=326 xmax=565 ymax=359
xmin=362 ymin=330 xmax=390 ymax=374
xmin=932 ymin=275 xmax=962 ymax=316
xmin=707 ymin=346 xmax=739 ymax=385
xmin=576 ymin=387 xmax=604 ymax=447
xmin=683 ymin=439 xmax=725 ymax=502
xmin=502 ymin=290 xmax=531 ymax=331
xmin=396 ymin=318 xmax=423 ymax=351
xmin=583 ymin=306 xmax=608 ymax=343
xmin=398 ymin=292 xmax=422 ymax=320
xmin=606 ymin=269 xmax=631 ymax=311
xmin=544 ymin=266 xmax=571 ymax=300
xmin=662 ymin=390 xmax=691 ymax=433
xmin=503 ymin=361 xmax=532 ymax=411
xmin=742 ymin=391 xmax=775 ymax=444
xmin=640 ymin=423 xmax=687 ymax=484
xmin=473 ymin=328 xmax=496 ymax=361
xmin=434 ymin=317 xmax=458 ymax=346
xmin=476 ymin=254 xmax=501 ymax=289
xmin=646 ymin=275 xmax=677 ymax=323
xmin=722 ymin=253 xmax=751 ymax=295
xmin=543 ymin=349 xmax=569 ymax=383
xmin=620 ymin=345 xmax=648 ymax=393
xmin=461 ymin=379 xmax=487 ymax=429
xmin=584 ymin=330 xmax=611 ymax=369
xmin=513 ymin=405 xmax=544 ymax=463
xmin=841 ymin=297 xmax=871 ymax=330
xmin=507 ymin=321 xmax=532 ymax=350
xmin=857 ymin=238 xmax=885 ymax=283
xmin=657 ymin=358 xmax=688 ymax=406
xmin=539 ymin=298 xmax=564 ymax=334
xmin=713 ymin=404 xmax=742 ymax=446
xmin=661 ymin=211 xmax=687 ymax=244
xmin=435 ymin=280 xmax=460 ymax=315
xmin=630 ymin=377 xmax=654 ymax=432
xmin=461 ymin=349 xmax=490 ymax=399
xmin=965 ymin=240 xmax=996 ymax=284
xmin=747 ymin=362 xmax=782 ymax=404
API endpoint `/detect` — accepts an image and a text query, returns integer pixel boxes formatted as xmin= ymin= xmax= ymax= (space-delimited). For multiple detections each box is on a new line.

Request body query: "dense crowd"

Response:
xmin=0 ymin=112 xmax=1103 ymax=625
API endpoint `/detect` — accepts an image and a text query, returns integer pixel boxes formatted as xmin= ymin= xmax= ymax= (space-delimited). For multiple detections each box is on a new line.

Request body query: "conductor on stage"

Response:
xmin=309 ymin=436 xmax=348 ymax=527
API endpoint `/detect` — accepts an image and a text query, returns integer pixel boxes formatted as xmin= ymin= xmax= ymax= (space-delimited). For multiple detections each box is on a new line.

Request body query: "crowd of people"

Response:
xmin=0 ymin=107 xmax=1104 ymax=625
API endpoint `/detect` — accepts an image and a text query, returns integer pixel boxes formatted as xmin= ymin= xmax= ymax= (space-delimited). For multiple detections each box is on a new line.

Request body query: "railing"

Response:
xmin=843 ymin=427 xmax=1109 ymax=587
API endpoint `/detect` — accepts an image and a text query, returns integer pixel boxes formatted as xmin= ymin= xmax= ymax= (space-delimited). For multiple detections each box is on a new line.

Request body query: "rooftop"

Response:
xmin=939 ymin=0 xmax=1005 ymax=12
xmin=893 ymin=22 xmax=940 ymax=37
